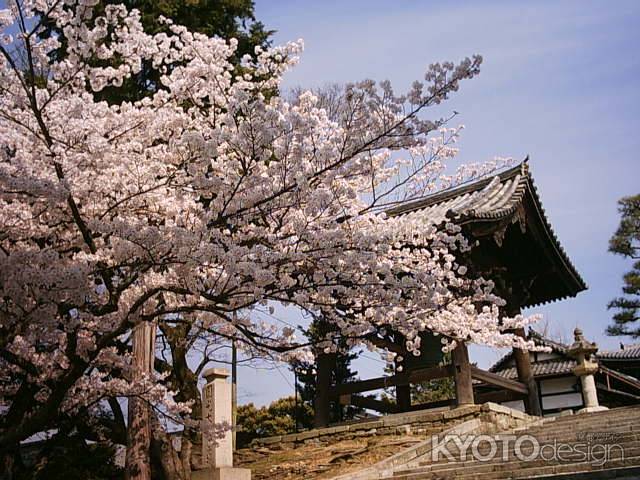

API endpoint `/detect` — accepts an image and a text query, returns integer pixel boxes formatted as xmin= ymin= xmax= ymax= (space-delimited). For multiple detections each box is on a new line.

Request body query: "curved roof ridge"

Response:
xmin=528 ymin=330 xmax=569 ymax=352
xmin=455 ymin=175 xmax=504 ymax=216
xmin=384 ymin=158 xmax=587 ymax=306
xmin=478 ymin=175 xmax=521 ymax=213
xmin=386 ymin=161 xmax=528 ymax=217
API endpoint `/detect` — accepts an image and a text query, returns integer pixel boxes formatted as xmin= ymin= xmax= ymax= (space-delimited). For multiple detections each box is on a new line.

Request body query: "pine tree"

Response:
xmin=291 ymin=316 xmax=362 ymax=424
xmin=607 ymin=194 xmax=640 ymax=338
xmin=236 ymin=396 xmax=314 ymax=448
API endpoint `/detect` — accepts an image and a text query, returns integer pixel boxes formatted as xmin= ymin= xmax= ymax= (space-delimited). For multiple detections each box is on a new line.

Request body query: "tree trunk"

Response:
xmin=159 ymin=322 xmax=203 ymax=472
xmin=1 ymin=446 xmax=20 ymax=480
xmin=151 ymin=416 xmax=187 ymax=480
xmin=125 ymin=322 xmax=156 ymax=480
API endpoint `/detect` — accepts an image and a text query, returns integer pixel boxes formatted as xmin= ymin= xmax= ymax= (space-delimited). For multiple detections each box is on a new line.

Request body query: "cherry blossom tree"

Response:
xmin=0 ymin=0 xmax=539 ymax=476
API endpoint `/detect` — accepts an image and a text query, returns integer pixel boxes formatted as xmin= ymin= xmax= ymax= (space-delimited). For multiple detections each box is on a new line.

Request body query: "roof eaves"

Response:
xmin=521 ymin=169 xmax=588 ymax=302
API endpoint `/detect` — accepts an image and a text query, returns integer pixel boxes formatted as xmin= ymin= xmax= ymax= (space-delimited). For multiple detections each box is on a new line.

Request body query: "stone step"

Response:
xmin=518 ymin=465 xmax=640 ymax=479
xmin=525 ymin=416 xmax=640 ymax=431
xmin=526 ymin=415 xmax=640 ymax=432
xmin=424 ymin=424 xmax=640 ymax=452
xmin=378 ymin=407 xmax=640 ymax=480
xmin=523 ymin=419 xmax=640 ymax=435
xmin=408 ymin=440 xmax=640 ymax=473
xmin=439 ymin=427 xmax=640 ymax=451
xmin=540 ymin=406 xmax=640 ymax=421
xmin=389 ymin=454 xmax=640 ymax=479
xmin=514 ymin=426 xmax=640 ymax=440
xmin=410 ymin=432 xmax=640 ymax=469
xmin=442 ymin=430 xmax=640 ymax=453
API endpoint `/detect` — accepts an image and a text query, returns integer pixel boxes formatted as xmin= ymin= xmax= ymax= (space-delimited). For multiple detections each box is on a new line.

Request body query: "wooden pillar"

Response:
xmin=512 ymin=327 xmax=543 ymax=416
xmin=125 ymin=321 xmax=156 ymax=480
xmin=314 ymin=352 xmax=333 ymax=428
xmin=395 ymin=355 xmax=411 ymax=411
xmin=393 ymin=334 xmax=411 ymax=412
xmin=396 ymin=384 xmax=411 ymax=412
xmin=452 ymin=341 xmax=474 ymax=406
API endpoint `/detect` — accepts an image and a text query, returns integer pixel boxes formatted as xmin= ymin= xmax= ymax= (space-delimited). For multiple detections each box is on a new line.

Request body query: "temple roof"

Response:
xmin=386 ymin=162 xmax=533 ymax=223
xmin=495 ymin=359 xmax=577 ymax=380
xmin=489 ymin=330 xmax=567 ymax=373
xmin=491 ymin=331 xmax=640 ymax=377
xmin=386 ymin=160 xmax=587 ymax=307
xmin=599 ymin=344 xmax=640 ymax=360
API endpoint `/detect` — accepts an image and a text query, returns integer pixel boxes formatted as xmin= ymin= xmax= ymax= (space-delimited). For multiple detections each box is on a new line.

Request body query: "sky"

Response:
xmin=227 ymin=0 xmax=640 ymax=407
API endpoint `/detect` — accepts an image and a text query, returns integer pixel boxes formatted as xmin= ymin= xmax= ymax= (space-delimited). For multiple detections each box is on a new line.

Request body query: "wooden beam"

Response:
xmin=406 ymin=390 xmax=526 ymax=412
xmin=331 ymin=375 xmax=398 ymax=397
xmin=329 ymin=365 xmax=453 ymax=397
xmin=475 ymin=389 xmax=525 ymax=404
xmin=345 ymin=395 xmax=397 ymax=414
xmin=396 ymin=384 xmax=411 ymax=412
xmin=408 ymin=365 xmax=453 ymax=383
xmin=409 ymin=399 xmax=455 ymax=411
xmin=452 ymin=342 xmax=474 ymax=405
xmin=470 ymin=366 xmax=528 ymax=395
xmin=596 ymin=383 xmax=640 ymax=402
xmin=599 ymin=365 xmax=640 ymax=392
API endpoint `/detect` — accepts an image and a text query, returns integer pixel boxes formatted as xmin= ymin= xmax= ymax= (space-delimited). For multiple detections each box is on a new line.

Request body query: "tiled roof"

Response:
xmin=385 ymin=161 xmax=587 ymax=307
xmin=599 ymin=344 xmax=640 ymax=360
xmin=495 ymin=359 xmax=577 ymax=380
xmin=490 ymin=333 xmax=640 ymax=381
xmin=529 ymin=331 xmax=569 ymax=354
xmin=489 ymin=331 xmax=569 ymax=373
xmin=386 ymin=163 xmax=530 ymax=224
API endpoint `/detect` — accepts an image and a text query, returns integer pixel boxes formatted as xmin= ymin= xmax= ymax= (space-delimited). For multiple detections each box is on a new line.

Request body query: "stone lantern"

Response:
xmin=567 ymin=328 xmax=607 ymax=414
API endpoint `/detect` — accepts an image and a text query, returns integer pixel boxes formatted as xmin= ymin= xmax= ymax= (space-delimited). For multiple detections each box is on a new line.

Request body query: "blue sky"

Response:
xmin=229 ymin=0 xmax=640 ymax=406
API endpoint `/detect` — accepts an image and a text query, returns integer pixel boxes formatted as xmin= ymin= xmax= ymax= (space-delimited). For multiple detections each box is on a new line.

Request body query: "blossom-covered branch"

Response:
xmin=0 ymin=0 xmax=539 ymax=455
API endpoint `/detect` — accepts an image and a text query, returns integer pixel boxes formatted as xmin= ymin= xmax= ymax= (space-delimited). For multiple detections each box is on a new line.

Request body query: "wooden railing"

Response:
xmin=328 ymin=363 xmax=528 ymax=409
xmin=328 ymin=365 xmax=453 ymax=398
xmin=470 ymin=366 xmax=528 ymax=394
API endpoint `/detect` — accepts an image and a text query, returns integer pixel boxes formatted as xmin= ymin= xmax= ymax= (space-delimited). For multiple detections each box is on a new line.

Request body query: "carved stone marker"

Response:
xmin=195 ymin=368 xmax=250 ymax=480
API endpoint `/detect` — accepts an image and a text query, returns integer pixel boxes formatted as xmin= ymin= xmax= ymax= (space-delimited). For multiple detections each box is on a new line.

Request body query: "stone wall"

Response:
xmin=249 ymin=402 xmax=533 ymax=450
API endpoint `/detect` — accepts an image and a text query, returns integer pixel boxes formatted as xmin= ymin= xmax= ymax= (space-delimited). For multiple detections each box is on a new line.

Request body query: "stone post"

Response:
xmin=568 ymin=328 xmax=607 ymax=414
xmin=194 ymin=368 xmax=250 ymax=480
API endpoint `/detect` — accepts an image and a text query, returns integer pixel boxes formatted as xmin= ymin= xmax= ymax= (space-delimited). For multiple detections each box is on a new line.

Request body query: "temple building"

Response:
xmin=314 ymin=160 xmax=593 ymax=426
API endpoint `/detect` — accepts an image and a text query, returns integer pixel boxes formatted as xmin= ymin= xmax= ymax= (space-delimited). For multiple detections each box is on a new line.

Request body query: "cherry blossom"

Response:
xmin=0 ymin=0 xmax=540 ymax=449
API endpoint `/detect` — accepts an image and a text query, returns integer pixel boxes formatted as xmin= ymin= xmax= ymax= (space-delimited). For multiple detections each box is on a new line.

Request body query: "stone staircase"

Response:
xmin=385 ymin=406 xmax=640 ymax=479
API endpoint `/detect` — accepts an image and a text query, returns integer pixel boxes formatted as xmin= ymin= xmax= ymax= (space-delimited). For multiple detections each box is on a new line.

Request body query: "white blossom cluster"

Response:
xmin=0 ymin=1 xmax=540 ymax=445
